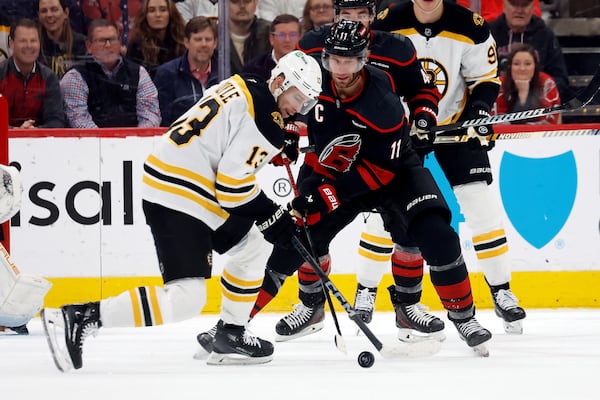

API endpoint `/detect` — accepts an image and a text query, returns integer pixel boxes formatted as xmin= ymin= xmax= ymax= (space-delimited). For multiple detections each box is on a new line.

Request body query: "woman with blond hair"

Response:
xmin=126 ymin=0 xmax=186 ymax=78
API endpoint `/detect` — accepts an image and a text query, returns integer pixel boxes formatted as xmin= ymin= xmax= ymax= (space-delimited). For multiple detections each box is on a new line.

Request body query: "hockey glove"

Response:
xmin=409 ymin=107 xmax=437 ymax=156
xmin=291 ymin=184 xmax=341 ymax=225
xmin=256 ymin=206 xmax=298 ymax=249
xmin=466 ymin=103 xmax=495 ymax=150
xmin=270 ymin=122 xmax=301 ymax=166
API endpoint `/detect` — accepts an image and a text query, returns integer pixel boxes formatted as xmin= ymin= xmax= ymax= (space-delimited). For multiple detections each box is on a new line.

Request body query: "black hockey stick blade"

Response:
xmin=291 ymin=236 xmax=442 ymax=359
xmin=433 ymin=65 xmax=600 ymax=135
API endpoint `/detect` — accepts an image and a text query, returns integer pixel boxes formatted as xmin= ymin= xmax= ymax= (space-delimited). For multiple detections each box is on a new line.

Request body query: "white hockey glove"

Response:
xmin=0 ymin=165 xmax=23 ymax=223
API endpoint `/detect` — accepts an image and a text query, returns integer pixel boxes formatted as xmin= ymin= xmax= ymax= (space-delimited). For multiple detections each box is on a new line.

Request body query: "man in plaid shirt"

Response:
xmin=61 ymin=19 xmax=160 ymax=128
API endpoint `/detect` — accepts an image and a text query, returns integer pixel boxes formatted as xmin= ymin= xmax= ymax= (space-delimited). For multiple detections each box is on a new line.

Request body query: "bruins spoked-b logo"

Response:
xmin=418 ymin=58 xmax=449 ymax=99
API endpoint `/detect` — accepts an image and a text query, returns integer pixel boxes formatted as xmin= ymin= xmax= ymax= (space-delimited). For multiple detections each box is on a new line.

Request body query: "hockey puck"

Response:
xmin=357 ymin=351 xmax=375 ymax=368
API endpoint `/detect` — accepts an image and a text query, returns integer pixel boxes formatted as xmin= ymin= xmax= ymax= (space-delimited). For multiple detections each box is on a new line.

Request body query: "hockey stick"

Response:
xmin=433 ymin=126 xmax=600 ymax=144
xmin=282 ymin=158 xmax=347 ymax=354
xmin=433 ymin=66 xmax=600 ymax=135
xmin=291 ymin=236 xmax=442 ymax=359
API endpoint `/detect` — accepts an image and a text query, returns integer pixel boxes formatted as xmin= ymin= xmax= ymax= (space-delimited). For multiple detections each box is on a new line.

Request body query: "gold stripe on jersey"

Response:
xmin=231 ymin=74 xmax=255 ymax=119
xmin=220 ymin=269 xmax=262 ymax=302
xmin=215 ymin=172 xmax=259 ymax=207
xmin=143 ymin=155 xmax=229 ymax=219
xmin=472 ymin=229 xmax=509 ymax=260
xmin=128 ymin=286 xmax=164 ymax=327
xmin=129 ymin=288 xmax=142 ymax=327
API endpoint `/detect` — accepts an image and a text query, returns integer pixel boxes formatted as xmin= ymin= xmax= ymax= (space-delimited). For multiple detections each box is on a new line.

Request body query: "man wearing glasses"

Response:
xmin=243 ymin=14 xmax=301 ymax=80
xmin=60 ymin=19 xmax=161 ymax=128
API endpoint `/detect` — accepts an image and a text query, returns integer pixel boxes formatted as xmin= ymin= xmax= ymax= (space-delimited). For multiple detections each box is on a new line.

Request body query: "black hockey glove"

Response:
xmin=409 ymin=107 xmax=437 ymax=156
xmin=270 ymin=122 xmax=301 ymax=166
xmin=255 ymin=206 xmax=298 ymax=249
xmin=291 ymin=183 xmax=341 ymax=226
xmin=466 ymin=102 xmax=495 ymax=150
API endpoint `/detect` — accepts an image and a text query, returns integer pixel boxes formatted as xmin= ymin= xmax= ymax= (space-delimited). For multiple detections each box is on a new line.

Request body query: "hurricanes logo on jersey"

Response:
xmin=419 ymin=58 xmax=449 ymax=98
xmin=271 ymin=111 xmax=284 ymax=129
xmin=319 ymin=133 xmax=362 ymax=173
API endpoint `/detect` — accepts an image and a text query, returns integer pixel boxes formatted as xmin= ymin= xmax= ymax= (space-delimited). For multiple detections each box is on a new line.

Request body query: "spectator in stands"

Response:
xmin=0 ymin=19 xmax=65 ymax=128
xmin=126 ymin=0 xmax=186 ymax=78
xmin=300 ymin=0 xmax=335 ymax=35
xmin=494 ymin=43 xmax=561 ymax=124
xmin=489 ymin=0 xmax=570 ymax=100
xmin=38 ymin=0 xmax=88 ymax=79
xmin=242 ymin=14 xmax=300 ymax=80
xmin=80 ymin=0 xmax=144 ymax=45
xmin=228 ymin=0 xmax=272 ymax=76
xmin=154 ymin=16 xmax=219 ymax=126
xmin=175 ymin=0 xmax=219 ymax=22
xmin=61 ymin=19 xmax=161 ymax=128
xmin=455 ymin=0 xmax=541 ymax=21
xmin=258 ymin=0 xmax=305 ymax=21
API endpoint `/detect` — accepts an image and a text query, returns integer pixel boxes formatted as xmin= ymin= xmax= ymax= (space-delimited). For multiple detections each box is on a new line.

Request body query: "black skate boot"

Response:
xmin=353 ymin=284 xmax=377 ymax=323
xmin=388 ymin=286 xmax=445 ymax=342
xmin=452 ymin=316 xmax=492 ymax=357
xmin=8 ymin=324 xmax=29 ymax=335
xmin=275 ymin=303 xmax=324 ymax=342
xmin=196 ymin=321 xmax=220 ymax=354
xmin=492 ymin=288 xmax=526 ymax=334
xmin=207 ymin=323 xmax=273 ymax=365
xmin=41 ymin=302 xmax=101 ymax=372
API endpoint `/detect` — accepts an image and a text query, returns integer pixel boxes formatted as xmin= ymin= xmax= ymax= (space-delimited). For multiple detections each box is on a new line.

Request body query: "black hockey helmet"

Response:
xmin=322 ymin=20 xmax=370 ymax=72
xmin=334 ymin=0 xmax=376 ymax=15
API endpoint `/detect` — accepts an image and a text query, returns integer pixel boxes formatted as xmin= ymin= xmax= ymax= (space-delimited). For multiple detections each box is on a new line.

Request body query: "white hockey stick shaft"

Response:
xmin=434 ymin=127 xmax=600 ymax=144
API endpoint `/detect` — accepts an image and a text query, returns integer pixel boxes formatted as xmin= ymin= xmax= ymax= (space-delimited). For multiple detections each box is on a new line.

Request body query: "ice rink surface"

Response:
xmin=2 ymin=309 xmax=599 ymax=400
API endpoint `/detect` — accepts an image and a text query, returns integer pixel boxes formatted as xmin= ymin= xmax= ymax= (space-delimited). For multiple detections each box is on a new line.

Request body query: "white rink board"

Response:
xmin=7 ymin=134 xmax=600 ymax=278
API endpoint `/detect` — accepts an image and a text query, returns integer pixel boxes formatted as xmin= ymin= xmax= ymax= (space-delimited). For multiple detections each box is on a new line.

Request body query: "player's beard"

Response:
xmin=333 ymin=72 xmax=362 ymax=96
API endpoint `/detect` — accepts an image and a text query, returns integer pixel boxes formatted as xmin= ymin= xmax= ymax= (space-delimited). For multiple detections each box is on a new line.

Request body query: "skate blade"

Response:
xmin=471 ymin=343 xmax=490 ymax=357
xmin=380 ymin=337 xmax=442 ymax=358
xmin=502 ymin=319 xmax=523 ymax=335
xmin=206 ymin=352 xmax=273 ymax=365
xmin=397 ymin=329 xmax=446 ymax=343
xmin=41 ymin=309 xmax=74 ymax=373
xmin=193 ymin=345 xmax=210 ymax=360
xmin=274 ymin=321 xmax=324 ymax=342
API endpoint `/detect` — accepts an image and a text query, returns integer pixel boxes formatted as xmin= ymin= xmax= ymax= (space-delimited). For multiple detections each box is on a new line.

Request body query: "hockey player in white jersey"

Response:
xmin=0 ymin=164 xmax=52 ymax=335
xmin=41 ymin=50 xmax=322 ymax=371
xmin=350 ymin=0 xmax=526 ymax=342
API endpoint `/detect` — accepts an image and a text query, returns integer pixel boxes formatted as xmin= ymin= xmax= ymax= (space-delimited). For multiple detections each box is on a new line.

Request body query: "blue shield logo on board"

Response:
xmin=499 ymin=151 xmax=577 ymax=249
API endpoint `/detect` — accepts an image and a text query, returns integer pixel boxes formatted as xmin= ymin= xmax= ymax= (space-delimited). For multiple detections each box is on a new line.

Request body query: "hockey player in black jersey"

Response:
xmin=350 ymin=0 xmax=526 ymax=338
xmin=247 ymin=20 xmax=492 ymax=355
xmin=40 ymin=51 xmax=323 ymax=371
xmin=287 ymin=0 xmax=443 ymax=334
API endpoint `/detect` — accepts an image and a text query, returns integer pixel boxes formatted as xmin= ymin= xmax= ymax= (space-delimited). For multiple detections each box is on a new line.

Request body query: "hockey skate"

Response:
xmin=194 ymin=321 xmax=220 ymax=358
xmin=492 ymin=289 xmax=526 ymax=334
xmin=41 ymin=302 xmax=101 ymax=372
xmin=394 ymin=303 xmax=446 ymax=343
xmin=207 ymin=323 xmax=273 ymax=365
xmin=353 ymin=284 xmax=377 ymax=324
xmin=452 ymin=317 xmax=492 ymax=357
xmin=388 ymin=286 xmax=445 ymax=342
xmin=0 ymin=324 xmax=29 ymax=335
xmin=275 ymin=303 xmax=324 ymax=342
